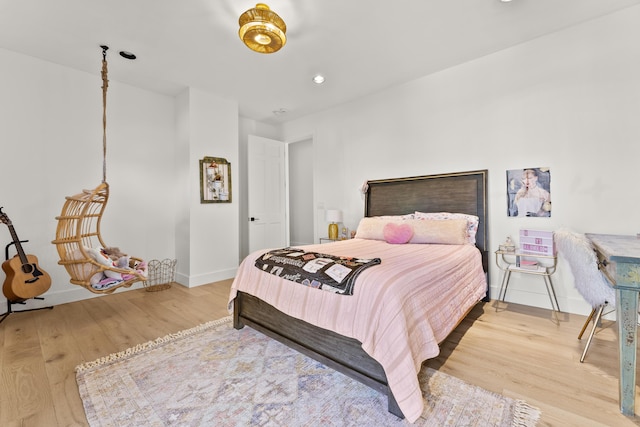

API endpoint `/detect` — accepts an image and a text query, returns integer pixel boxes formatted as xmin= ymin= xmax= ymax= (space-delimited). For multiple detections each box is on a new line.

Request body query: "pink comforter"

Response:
xmin=228 ymin=238 xmax=487 ymax=423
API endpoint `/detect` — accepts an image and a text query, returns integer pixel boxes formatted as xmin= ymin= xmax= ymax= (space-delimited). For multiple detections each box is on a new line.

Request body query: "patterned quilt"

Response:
xmin=254 ymin=247 xmax=381 ymax=295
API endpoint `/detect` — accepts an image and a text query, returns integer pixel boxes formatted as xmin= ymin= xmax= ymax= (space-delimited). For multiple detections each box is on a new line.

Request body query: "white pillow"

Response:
xmin=355 ymin=217 xmax=468 ymax=245
xmin=355 ymin=217 xmax=393 ymax=241
xmin=414 ymin=211 xmax=479 ymax=245
xmin=409 ymin=219 xmax=468 ymax=245
xmin=377 ymin=213 xmax=415 ymax=220
xmin=70 ymin=247 xmax=103 ymax=285
xmin=86 ymin=247 xmax=123 ymax=281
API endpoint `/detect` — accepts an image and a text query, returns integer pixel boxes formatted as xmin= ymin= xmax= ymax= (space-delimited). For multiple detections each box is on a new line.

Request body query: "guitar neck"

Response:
xmin=6 ymin=224 xmax=29 ymax=265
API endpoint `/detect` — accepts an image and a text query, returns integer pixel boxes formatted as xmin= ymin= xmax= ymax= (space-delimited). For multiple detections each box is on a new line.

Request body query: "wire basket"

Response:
xmin=143 ymin=259 xmax=177 ymax=292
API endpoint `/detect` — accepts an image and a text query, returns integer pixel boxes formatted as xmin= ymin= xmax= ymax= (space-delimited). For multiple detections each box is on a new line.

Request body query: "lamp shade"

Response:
xmin=239 ymin=3 xmax=287 ymax=54
xmin=325 ymin=209 xmax=343 ymax=224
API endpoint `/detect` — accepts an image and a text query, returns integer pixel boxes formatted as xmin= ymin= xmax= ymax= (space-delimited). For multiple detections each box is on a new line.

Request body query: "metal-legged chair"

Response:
xmin=554 ymin=229 xmax=616 ymax=363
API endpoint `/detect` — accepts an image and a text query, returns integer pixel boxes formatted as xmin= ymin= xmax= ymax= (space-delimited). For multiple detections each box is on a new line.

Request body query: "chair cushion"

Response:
xmin=554 ymin=228 xmax=615 ymax=307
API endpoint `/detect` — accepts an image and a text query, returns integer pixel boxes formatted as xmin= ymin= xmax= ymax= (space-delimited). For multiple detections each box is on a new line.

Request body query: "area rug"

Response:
xmin=76 ymin=317 xmax=540 ymax=426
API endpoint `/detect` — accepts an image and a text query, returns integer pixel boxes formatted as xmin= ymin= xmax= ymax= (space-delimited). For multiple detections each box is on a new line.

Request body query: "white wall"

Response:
xmin=174 ymin=88 xmax=240 ymax=287
xmin=0 ymin=48 xmax=240 ymax=307
xmin=279 ymin=6 xmax=640 ymax=315
xmin=0 ymin=47 xmax=176 ymax=306
xmin=3 ymin=6 xmax=639 ymax=314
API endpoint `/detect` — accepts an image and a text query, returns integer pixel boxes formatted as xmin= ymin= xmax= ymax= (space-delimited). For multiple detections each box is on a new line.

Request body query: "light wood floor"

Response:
xmin=1 ymin=280 xmax=639 ymax=426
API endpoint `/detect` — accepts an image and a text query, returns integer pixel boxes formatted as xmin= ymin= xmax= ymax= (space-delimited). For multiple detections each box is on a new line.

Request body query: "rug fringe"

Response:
xmin=75 ymin=316 xmax=233 ymax=373
xmin=511 ymin=399 xmax=541 ymax=427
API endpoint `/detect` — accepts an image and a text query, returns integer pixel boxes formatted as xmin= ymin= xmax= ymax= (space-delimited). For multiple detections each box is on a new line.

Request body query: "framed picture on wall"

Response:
xmin=200 ymin=157 xmax=232 ymax=203
xmin=506 ymin=167 xmax=551 ymax=217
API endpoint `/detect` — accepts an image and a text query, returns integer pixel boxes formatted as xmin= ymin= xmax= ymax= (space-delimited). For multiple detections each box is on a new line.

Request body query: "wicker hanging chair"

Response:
xmin=51 ymin=46 xmax=147 ymax=294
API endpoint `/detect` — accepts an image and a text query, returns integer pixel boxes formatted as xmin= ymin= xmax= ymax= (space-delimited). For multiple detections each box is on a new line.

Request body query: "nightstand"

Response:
xmin=495 ymin=249 xmax=560 ymax=312
xmin=320 ymin=237 xmax=338 ymax=244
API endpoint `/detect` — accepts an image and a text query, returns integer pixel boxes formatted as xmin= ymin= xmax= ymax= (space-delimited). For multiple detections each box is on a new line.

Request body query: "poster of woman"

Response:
xmin=507 ymin=167 xmax=551 ymax=217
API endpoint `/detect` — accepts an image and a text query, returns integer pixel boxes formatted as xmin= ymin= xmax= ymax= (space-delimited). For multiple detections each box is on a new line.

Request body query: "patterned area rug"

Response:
xmin=76 ymin=317 xmax=540 ymax=426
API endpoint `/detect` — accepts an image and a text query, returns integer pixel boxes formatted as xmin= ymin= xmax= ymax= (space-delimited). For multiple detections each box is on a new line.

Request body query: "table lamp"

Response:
xmin=325 ymin=209 xmax=343 ymax=240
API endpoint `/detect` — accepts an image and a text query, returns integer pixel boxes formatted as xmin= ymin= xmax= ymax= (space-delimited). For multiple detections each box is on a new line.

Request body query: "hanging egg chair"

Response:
xmin=51 ymin=46 xmax=147 ymax=294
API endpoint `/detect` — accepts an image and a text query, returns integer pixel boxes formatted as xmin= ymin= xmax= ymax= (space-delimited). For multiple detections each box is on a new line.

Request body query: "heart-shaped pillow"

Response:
xmin=383 ymin=222 xmax=414 ymax=244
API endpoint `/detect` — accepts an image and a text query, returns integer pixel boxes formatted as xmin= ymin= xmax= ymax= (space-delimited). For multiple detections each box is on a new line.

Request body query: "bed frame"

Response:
xmin=233 ymin=169 xmax=489 ymax=419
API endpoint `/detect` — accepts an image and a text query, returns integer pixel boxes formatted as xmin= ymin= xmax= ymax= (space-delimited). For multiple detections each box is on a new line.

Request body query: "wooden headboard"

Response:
xmin=364 ymin=169 xmax=489 ymax=294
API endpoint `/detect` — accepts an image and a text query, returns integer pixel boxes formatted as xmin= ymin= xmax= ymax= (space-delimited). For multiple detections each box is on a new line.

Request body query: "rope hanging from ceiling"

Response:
xmin=51 ymin=46 xmax=148 ymax=294
xmin=101 ymin=46 xmax=108 ymax=184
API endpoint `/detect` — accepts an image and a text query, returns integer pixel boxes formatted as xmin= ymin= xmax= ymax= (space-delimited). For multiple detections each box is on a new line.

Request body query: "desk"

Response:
xmin=586 ymin=233 xmax=640 ymax=417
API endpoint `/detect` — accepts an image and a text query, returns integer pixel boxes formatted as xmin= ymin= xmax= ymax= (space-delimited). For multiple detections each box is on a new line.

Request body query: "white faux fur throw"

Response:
xmin=554 ymin=228 xmax=615 ymax=308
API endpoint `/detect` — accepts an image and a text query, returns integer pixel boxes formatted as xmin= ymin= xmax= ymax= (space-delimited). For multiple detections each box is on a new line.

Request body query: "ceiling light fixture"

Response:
xmin=312 ymin=74 xmax=325 ymax=84
xmin=238 ymin=3 xmax=287 ymax=54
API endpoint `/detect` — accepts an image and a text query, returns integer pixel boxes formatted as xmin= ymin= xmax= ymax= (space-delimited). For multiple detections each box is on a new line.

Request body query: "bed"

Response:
xmin=228 ymin=169 xmax=489 ymax=423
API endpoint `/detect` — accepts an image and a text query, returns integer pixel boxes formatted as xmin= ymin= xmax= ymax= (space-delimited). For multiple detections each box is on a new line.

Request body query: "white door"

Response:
xmin=248 ymin=135 xmax=287 ymax=253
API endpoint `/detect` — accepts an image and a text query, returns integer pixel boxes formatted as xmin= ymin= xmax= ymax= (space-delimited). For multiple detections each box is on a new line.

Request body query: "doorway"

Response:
xmin=247 ymin=135 xmax=287 ymax=254
xmin=288 ymin=138 xmax=314 ymax=246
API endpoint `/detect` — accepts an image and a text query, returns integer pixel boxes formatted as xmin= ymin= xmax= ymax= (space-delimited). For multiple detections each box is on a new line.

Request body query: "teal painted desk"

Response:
xmin=586 ymin=233 xmax=640 ymax=417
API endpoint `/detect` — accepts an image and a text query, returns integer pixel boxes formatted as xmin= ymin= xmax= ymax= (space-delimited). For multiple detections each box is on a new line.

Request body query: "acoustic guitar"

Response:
xmin=0 ymin=208 xmax=52 ymax=301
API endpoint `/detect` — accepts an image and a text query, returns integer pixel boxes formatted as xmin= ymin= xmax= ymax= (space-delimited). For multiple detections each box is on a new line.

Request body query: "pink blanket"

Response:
xmin=228 ymin=238 xmax=487 ymax=422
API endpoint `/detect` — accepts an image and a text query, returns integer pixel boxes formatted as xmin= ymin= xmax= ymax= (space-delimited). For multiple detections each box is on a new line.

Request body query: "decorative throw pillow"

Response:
xmin=377 ymin=213 xmax=415 ymax=220
xmin=414 ymin=211 xmax=479 ymax=245
xmin=86 ymin=247 xmax=123 ymax=282
xmin=409 ymin=219 xmax=468 ymax=245
xmin=70 ymin=247 xmax=103 ymax=284
xmin=383 ymin=222 xmax=414 ymax=244
xmin=355 ymin=217 xmax=468 ymax=245
xmin=355 ymin=217 xmax=391 ymax=240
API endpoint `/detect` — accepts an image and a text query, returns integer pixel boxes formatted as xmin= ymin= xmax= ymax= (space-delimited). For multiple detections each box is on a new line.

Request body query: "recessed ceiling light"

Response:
xmin=312 ymin=74 xmax=325 ymax=84
xmin=500 ymin=0 xmax=513 ymax=2
xmin=119 ymin=51 xmax=137 ymax=60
